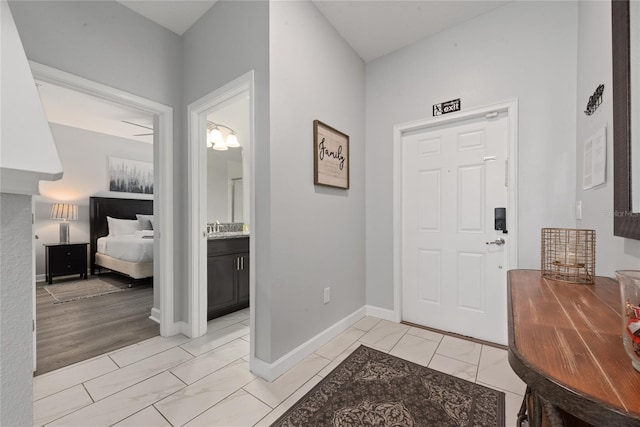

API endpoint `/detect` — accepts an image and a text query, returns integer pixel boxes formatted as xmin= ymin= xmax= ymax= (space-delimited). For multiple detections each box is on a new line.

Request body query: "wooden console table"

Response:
xmin=507 ymin=269 xmax=640 ymax=427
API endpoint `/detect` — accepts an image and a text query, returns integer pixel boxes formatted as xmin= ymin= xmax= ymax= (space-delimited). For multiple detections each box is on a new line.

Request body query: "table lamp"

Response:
xmin=50 ymin=203 xmax=78 ymax=244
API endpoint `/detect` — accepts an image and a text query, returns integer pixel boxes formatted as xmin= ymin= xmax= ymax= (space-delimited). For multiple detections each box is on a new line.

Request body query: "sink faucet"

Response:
xmin=214 ymin=220 xmax=220 ymax=233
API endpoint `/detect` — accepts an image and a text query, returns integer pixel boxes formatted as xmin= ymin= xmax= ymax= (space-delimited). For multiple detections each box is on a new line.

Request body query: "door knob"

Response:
xmin=486 ymin=238 xmax=505 ymax=246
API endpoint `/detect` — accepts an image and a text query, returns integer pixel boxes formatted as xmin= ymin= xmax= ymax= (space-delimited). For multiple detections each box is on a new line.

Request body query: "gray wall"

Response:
xmin=268 ymin=1 xmax=366 ymax=361
xmin=9 ymin=0 xmax=186 ymax=321
xmin=0 ymin=194 xmax=33 ymax=426
xmin=365 ymin=1 xmax=579 ymax=309
xmin=11 ymin=0 xmax=629 ymax=375
xmin=34 ymin=124 xmax=153 ymax=277
xmin=8 ymin=1 xmax=182 ymax=104
xmin=575 ymin=1 xmax=640 ymax=276
xmin=181 ymin=0 xmax=271 ymax=358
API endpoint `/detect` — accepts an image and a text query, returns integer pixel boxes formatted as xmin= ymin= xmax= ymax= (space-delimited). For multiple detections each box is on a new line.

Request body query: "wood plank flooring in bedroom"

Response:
xmin=35 ymin=273 xmax=159 ymax=376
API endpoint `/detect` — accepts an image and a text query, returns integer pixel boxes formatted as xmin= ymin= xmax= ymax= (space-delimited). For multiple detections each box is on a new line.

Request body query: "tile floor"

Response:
xmin=33 ymin=311 xmax=526 ymax=426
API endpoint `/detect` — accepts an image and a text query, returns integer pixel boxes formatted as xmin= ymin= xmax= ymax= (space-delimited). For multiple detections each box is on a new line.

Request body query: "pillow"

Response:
xmin=134 ymin=230 xmax=154 ymax=239
xmin=136 ymin=214 xmax=154 ymax=230
xmin=107 ymin=216 xmax=139 ymax=236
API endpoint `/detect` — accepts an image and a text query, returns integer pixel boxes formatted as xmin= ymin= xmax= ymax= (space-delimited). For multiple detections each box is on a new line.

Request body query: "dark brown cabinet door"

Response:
xmin=207 ymin=237 xmax=250 ymax=321
xmin=207 ymin=254 xmax=239 ymax=319
xmin=238 ymin=254 xmax=249 ymax=304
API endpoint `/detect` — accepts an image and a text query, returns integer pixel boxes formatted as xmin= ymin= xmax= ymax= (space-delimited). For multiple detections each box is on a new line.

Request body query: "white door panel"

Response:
xmin=418 ymin=249 xmax=441 ymax=303
xmin=402 ymin=112 xmax=509 ymax=344
xmin=458 ymin=251 xmax=485 ymax=311
xmin=458 ymin=164 xmax=485 ymax=233
xmin=418 ymin=170 xmax=441 ymax=231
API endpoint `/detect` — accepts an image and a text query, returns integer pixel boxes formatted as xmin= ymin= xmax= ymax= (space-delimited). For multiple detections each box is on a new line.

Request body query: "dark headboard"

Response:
xmin=89 ymin=196 xmax=153 ymax=274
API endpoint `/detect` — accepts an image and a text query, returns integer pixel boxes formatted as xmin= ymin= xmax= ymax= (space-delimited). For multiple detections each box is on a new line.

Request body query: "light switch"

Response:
xmin=576 ymin=200 xmax=583 ymax=220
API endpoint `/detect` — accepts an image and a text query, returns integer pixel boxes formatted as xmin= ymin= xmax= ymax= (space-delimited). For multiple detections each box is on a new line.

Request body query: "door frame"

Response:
xmin=392 ymin=99 xmax=519 ymax=323
xmin=186 ymin=71 xmax=255 ymax=356
xmin=29 ymin=62 xmax=176 ymax=336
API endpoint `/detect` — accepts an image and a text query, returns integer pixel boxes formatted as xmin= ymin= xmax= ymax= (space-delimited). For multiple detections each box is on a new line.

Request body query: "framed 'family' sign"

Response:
xmin=313 ymin=120 xmax=349 ymax=189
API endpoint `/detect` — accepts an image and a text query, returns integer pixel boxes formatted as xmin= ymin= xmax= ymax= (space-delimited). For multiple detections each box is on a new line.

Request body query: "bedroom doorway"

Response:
xmin=29 ymin=63 xmax=175 ymax=372
xmin=187 ymin=71 xmax=255 ymax=366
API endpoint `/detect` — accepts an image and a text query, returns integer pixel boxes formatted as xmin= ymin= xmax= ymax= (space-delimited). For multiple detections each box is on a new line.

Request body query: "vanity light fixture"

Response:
xmin=207 ymin=121 xmax=240 ymax=151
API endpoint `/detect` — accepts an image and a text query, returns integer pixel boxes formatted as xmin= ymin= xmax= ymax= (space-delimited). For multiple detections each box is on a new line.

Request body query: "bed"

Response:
xmin=89 ymin=196 xmax=154 ymax=279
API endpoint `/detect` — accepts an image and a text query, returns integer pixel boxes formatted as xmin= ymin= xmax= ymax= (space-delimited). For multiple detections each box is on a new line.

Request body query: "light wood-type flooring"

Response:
xmin=35 ymin=273 xmax=158 ymax=376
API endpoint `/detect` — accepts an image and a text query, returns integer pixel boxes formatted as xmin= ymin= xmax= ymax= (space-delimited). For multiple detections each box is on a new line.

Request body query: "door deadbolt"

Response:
xmin=486 ymin=238 xmax=505 ymax=246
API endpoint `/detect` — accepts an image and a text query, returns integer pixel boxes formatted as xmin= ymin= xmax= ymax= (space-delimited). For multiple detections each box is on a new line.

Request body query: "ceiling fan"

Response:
xmin=121 ymin=120 xmax=154 ymax=136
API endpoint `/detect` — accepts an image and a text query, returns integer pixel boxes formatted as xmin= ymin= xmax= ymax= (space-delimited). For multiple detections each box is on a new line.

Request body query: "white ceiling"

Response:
xmin=312 ymin=1 xmax=509 ymax=62
xmin=116 ymin=0 xmax=218 ymax=35
xmin=39 ymin=0 xmax=510 ymax=143
xmin=36 ymin=81 xmax=154 ymax=144
xmin=117 ymin=0 xmax=509 ymax=62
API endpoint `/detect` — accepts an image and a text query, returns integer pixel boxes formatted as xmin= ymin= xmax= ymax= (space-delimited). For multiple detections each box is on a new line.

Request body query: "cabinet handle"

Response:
xmin=241 ymin=256 xmax=244 ymax=270
xmin=236 ymin=257 xmax=240 ymax=270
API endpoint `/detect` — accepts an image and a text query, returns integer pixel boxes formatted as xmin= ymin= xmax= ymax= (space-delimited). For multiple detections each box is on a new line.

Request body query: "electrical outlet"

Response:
xmin=324 ymin=287 xmax=330 ymax=304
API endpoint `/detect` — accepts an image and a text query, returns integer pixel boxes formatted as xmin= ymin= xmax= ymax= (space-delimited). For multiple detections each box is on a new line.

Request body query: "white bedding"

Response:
xmin=97 ymin=235 xmax=153 ymax=263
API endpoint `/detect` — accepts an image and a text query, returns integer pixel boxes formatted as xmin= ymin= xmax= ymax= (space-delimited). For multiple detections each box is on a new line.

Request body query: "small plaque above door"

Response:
xmin=433 ymin=98 xmax=461 ymax=116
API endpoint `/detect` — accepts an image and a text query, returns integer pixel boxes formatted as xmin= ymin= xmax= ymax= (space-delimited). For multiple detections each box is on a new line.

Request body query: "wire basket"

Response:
xmin=541 ymin=228 xmax=595 ymax=284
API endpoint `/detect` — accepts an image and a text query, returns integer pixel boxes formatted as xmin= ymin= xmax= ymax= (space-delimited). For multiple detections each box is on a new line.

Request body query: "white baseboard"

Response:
xmin=149 ymin=308 xmax=161 ymax=324
xmin=176 ymin=321 xmax=190 ymax=336
xmin=365 ymin=305 xmax=400 ymax=322
xmin=149 ymin=309 xmax=188 ymax=338
xmin=251 ymin=306 xmax=367 ymax=382
xmin=160 ymin=322 xmax=190 ymax=337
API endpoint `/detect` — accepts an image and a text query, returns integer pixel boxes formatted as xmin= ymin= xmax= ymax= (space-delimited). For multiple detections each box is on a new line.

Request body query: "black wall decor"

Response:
xmin=585 ymin=84 xmax=605 ymax=116
xmin=433 ymin=98 xmax=461 ymax=116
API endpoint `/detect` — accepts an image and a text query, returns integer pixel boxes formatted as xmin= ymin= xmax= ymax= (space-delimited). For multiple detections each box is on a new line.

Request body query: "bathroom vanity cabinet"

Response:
xmin=207 ymin=236 xmax=249 ymax=320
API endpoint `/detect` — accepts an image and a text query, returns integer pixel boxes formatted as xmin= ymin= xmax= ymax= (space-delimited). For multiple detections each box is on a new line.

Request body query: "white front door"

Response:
xmin=401 ymin=110 xmax=510 ymax=345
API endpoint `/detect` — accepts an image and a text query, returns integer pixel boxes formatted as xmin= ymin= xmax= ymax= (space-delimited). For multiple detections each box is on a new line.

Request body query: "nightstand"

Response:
xmin=44 ymin=242 xmax=89 ymax=284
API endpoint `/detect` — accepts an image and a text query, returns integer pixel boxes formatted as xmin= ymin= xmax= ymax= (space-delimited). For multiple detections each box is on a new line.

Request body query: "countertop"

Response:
xmin=207 ymin=232 xmax=249 ymax=240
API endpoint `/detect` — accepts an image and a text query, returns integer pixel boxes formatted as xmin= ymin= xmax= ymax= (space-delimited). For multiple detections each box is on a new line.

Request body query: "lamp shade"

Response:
xmin=206 ymin=127 xmax=217 ymax=148
xmin=213 ymin=141 xmax=228 ymax=151
xmin=225 ymin=132 xmax=240 ymax=148
xmin=209 ymin=127 xmax=224 ymax=145
xmin=50 ymin=203 xmax=78 ymax=221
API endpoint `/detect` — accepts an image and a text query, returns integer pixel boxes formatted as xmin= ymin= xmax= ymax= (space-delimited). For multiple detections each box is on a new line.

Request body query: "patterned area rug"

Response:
xmin=43 ymin=279 xmax=125 ymax=304
xmin=271 ymin=345 xmax=505 ymax=427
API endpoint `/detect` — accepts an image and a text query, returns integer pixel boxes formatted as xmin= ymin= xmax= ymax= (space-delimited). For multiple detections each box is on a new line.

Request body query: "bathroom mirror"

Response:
xmin=612 ymin=0 xmax=640 ymax=239
xmin=206 ymin=96 xmax=249 ymax=225
xmin=207 ymin=148 xmax=243 ymax=223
